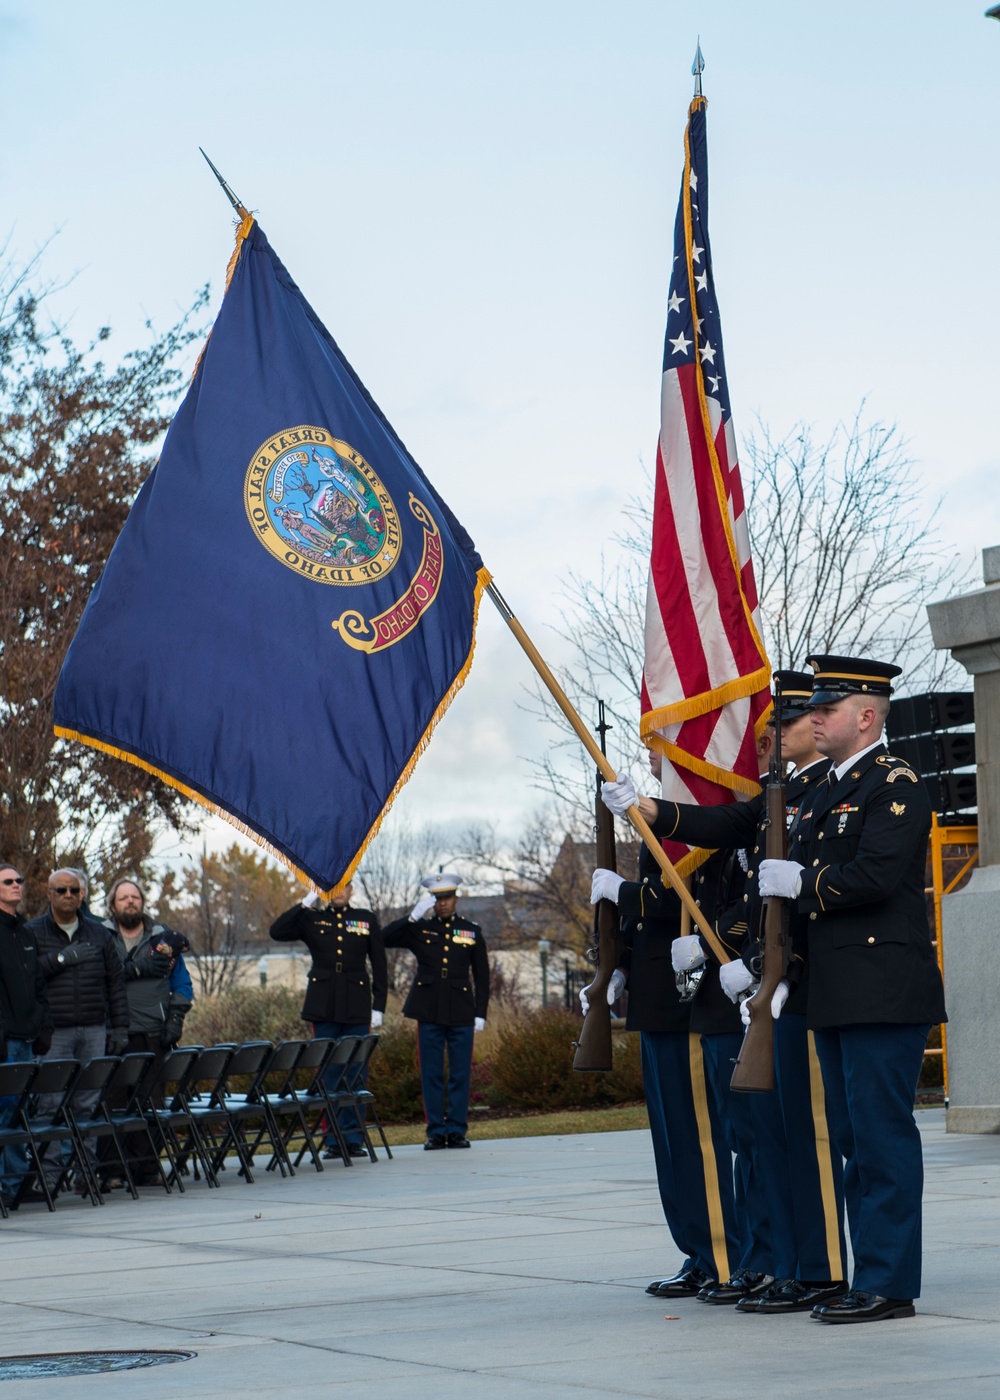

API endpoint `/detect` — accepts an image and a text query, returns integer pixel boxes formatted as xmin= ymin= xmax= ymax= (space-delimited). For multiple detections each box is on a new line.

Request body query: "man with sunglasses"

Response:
xmin=0 ymin=865 xmax=53 ymax=1205
xmin=27 ymin=869 xmax=129 ymax=1198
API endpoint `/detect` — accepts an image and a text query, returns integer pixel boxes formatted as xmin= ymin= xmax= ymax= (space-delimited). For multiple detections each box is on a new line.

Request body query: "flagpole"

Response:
xmin=199 ymin=148 xmax=251 ymax=220
xmin=485 ymin=581 xmax=731 ymax=965
xmin=691 ymin=38 xmax=705 ymax=98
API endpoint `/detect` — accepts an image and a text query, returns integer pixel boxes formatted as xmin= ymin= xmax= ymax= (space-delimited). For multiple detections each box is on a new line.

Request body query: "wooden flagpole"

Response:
xmin=486 ymin=582 xmax=731 ymax=965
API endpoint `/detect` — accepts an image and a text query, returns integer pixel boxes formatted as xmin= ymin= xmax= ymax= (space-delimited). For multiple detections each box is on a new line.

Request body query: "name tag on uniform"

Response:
xmin=451 ymin=931 xmax=476 ymax=946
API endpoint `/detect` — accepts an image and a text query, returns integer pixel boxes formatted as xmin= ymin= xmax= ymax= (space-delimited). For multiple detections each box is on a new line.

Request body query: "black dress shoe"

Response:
xmin=424 ymin=1137 xmax=447 ymax=1150
xmin=735 ymin=1277 xmax=794 ymax=1313
xmin=346 ymin=1143 xmax=367 ymax=1158
xmin=811 ymin=1289 xmax=915 ymax=1324
xmin=743 ymin=1279 xmax=848 ymax=1315
xmin=446 ymin=1134 xmax=471 ymax=1148
xmin=322 ymin=1145 xmax=344 ymax=1160
xmin=651 ymin=1266 xmax=716 ymax=1298
xmin=698 ymin=1269 xmax=773 ymax=1304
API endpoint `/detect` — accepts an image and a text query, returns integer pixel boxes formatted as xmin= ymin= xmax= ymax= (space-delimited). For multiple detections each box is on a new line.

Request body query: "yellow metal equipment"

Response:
xmin=926 ymin=812 xmax=979 ymax=1100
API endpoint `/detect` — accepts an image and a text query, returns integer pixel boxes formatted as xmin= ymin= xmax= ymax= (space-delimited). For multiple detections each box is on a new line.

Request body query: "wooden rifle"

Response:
xmin=573 ymin=702 xmax=618 ymax=1072
xmin=729 ymin=683 xmax=788 ymax=1093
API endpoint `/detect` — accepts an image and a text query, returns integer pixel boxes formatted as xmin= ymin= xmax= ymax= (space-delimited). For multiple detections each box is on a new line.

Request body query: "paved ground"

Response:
xmin=0 ymin=1109 xmax=997 ymax=1398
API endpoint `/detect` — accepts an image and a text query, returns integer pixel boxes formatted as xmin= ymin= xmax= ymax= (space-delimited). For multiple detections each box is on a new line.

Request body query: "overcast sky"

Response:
xmin=4 ymin=1 xmax=998 ymax=867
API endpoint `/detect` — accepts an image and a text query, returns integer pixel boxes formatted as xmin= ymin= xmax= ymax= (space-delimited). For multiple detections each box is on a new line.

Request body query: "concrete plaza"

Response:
xmin=0 ymin=1109 xmax=997 ymax=1399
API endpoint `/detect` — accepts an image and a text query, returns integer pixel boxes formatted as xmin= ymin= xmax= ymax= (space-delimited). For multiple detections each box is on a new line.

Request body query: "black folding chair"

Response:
xmin=295 ymin=1035 xmax=362 ymax=1169
xmin=99 ymin=1051 xmax=162 ymax=1194
xmin=61 ymin=1056 xmax=120 ymax=1204
xmin=274 ymin=1037 xmax=338 ymax=1172
xmin=22 ymin=1059 xmax=83 ymax=1209
xmin=338 ymin=1034 xmax=392 ymax=1161
xmin=194 ymin=1041 xmax=274 ymax=1184
xmin=249 ymin=1039 xmax=306 ymax=1177
xmin=174 ymin=1046 xmax=235 ymax=1187
xmin=0 ymin=1060 xmax=39 ymax=1217
xmin=138 ymin=1047 xmax=204 ymax=1192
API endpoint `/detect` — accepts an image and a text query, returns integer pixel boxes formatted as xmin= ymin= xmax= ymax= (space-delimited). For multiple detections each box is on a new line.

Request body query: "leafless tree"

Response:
xmin=354 ymin=815 xmax=447 ymax=924
xmin=461 ymin=812 xmax=639 ymax=960
xmin=520 ymin=411 xmax=971 ymax=818
xmin=746 ymin=412 xmax=971 ymax=686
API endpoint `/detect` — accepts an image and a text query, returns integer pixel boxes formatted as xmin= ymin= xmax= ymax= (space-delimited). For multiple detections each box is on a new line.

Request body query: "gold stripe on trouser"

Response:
xmin=807 ymin=1030 xmax=843 ymax=1280
xmin=687 ymin=1034 xmax=731 ymax=1283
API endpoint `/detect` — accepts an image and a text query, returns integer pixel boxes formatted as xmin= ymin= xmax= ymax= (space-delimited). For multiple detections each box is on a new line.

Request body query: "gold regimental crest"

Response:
xmin=890 ymin=802 xmax=906 ymax=816
xmin=244 ymin=427 xmax=402 ymax=585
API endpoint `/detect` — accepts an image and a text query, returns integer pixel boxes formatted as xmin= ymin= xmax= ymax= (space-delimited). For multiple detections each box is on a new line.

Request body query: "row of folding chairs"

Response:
xmin=0 ymin=1033 xmax=391 ymax=1216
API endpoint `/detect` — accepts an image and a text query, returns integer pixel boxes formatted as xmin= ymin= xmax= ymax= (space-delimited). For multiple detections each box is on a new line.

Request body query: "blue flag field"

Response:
xmin=54 ymin=214 xmax=491 ymax=891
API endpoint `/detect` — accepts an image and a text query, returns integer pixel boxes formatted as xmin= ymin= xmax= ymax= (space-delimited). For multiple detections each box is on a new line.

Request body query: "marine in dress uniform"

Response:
xmin=383 ymin=873 xmax=489 ymax=1150
xmin=269 ymin=882 xmax=386 ymax=1157
xmin=757 ymin=655 xmax=947 ymax=1324
xmin=610 ymin=772 xmax=739 ymax=1297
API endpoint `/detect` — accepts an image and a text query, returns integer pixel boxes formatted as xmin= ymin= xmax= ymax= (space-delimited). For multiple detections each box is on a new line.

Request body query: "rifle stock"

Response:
xmin=574 ymin=745 xmax=618 ymax=1072
xmin=729 ymin=763 xmax=789 ymax=1093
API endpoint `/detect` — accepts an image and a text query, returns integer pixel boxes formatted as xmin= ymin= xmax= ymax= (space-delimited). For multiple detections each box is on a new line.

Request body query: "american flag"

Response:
xmin=640 ymin=96 xmax=771 ymax=873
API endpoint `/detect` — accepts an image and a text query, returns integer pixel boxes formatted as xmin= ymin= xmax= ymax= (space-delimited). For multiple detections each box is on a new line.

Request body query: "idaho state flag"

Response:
xmin=54 ymin=214 xmax=490 ymax=890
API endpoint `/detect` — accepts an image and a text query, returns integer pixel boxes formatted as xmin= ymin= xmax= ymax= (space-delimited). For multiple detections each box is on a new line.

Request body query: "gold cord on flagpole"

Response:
xmin=486 ymin=581 xmax=730 ymax=965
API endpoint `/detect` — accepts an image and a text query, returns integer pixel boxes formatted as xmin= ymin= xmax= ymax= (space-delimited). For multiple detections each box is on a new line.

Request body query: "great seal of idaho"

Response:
xmin=244 ymin=427 xmax=402 ymax=585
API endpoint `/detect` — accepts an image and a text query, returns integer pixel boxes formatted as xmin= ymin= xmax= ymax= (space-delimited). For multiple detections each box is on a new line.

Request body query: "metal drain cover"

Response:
xmin=0 ymin=1350 xmax=195 ymax=1381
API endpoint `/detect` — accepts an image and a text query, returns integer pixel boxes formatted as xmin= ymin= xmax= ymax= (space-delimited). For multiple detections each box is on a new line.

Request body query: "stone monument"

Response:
xmin=926 ymin=545 xmax=1000 ymax=1132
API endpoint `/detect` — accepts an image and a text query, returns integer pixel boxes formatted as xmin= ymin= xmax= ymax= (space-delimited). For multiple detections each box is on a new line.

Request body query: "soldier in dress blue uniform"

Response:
xmin=587 ymin=751 xmax=739 ymax=1299
xmin=383 ymin=873 xmax=489 ymax=1150
xmin=595 ymin=733 xmax=784 ymax=1306
xmin=597 ymin=676 xmax=848 ymax=1313
xmin=755 ymin=655 xmax=947 ymax=1324
xmin=269 ymin=882 xmax=386 ymax=1158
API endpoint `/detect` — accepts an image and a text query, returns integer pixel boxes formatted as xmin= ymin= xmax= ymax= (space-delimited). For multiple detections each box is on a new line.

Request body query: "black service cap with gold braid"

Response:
xmin=806 ymin=654 xmax=902 ymax=706
xmin=770 ymin=669 xmax=814 ymax=721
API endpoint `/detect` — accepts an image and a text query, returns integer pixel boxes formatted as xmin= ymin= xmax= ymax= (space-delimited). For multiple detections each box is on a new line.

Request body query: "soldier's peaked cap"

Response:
xmin=769 ymin=670 xmax=814 ymax=721
xmin=421 ymin=871 xmax=461 ymax=895
xmin=806 ymin=654 xmax=902 ymax=706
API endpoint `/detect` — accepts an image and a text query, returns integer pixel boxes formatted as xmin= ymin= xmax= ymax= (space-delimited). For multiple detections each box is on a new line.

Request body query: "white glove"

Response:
xmin=591 ymin=869 xmax=625 ymax=904
xmin=409 ymin=893 xmax=436 ymax=922
xmin=474 ymin=1017 xmax=486 ymax=1032
xmin=582 ymin=967 xmax=627 ymax=1014
xmin=301 ymin=890 xmax=319 ymax=909
xmin=370 ymin=1011 xmax=384 ymax=1029
xmin=758 ymin=859 xmax=804 ymax=898
xmin=601 ymin=776 xmax=637 ymax=816
xmin=671 ymin=934 xmax=707 ymax=973
xmin=740 ymin=978 xmax=790 ymax=1027
xmin=719 ymin=959 xmax=756 ymax=1003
